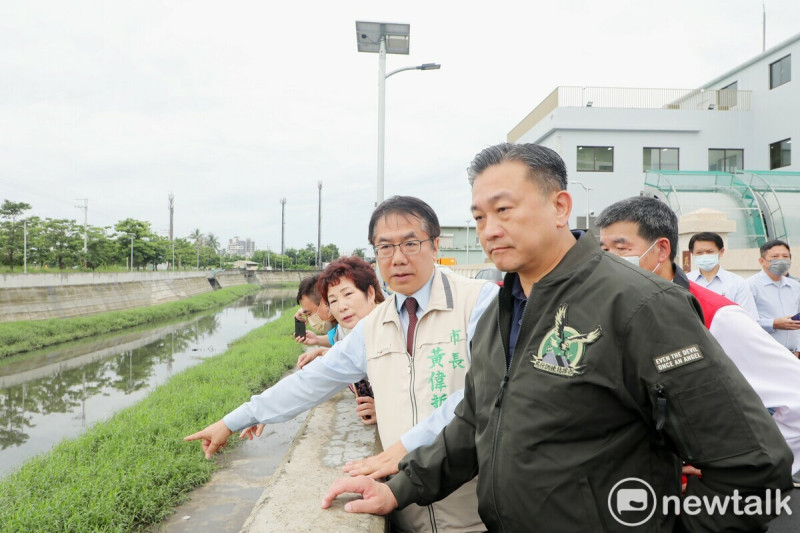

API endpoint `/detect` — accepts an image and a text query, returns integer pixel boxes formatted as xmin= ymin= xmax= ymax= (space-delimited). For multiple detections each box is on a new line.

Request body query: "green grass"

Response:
xmin=0 ymin=308 xmax=303 ymax=533
xmin=0 ymin=284 xmax=264 ymax=360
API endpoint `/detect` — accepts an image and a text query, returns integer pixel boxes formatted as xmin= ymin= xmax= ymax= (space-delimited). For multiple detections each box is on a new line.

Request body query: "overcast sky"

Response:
xmin=1 ymin=1 xmax=799 ymax=255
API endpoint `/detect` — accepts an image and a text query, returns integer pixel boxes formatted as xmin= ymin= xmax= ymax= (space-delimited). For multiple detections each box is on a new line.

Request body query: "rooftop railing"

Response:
xmin=508 ymin=86 xmax=752 ymax=142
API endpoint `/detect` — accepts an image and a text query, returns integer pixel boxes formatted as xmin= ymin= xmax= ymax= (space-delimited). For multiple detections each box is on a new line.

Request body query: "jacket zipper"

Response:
xmin=655 ymin=384 xmax=693 ymax=461
xmin=408 ymin=350 xmax=418 ymax=427
xmin=490 ymin=306 xmax=513 ymax=533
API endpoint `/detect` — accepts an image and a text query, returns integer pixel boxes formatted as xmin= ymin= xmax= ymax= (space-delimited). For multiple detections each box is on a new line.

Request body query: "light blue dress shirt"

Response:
xmin=747 ymin=269 xmax=800 ymax=351
xmin=224 ymin=269 xmax=499 ymax=452
xmin=688 ymin=267 xmax=758 ymax=320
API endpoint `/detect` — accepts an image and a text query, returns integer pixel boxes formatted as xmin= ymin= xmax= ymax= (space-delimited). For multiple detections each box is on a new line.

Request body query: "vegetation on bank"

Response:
xmin=0 ymin=284 xmax=263 ymax=360
xmin=0 ymin=307 xmax=304 ymax=533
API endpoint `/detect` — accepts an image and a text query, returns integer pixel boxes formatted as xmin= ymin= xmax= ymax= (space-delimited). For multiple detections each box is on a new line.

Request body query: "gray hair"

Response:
xmin=467 ymin=143 xmax=568 ymax=194
xmin=595 ymin=196 xmax=679 ymax=262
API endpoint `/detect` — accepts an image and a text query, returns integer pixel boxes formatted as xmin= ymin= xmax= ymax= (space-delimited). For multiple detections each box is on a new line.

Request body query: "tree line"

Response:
xmin=0 ymin=199 xmax=360 ymax=272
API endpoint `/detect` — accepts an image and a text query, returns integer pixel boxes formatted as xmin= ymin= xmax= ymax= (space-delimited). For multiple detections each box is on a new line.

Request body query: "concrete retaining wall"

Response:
xmin=242 ymin=391 xmax=387 ymax=532
xmin=0 ymin=270 xmax=209 ymax=288
xmin=0 ymin=269 xmax=321 ymax=323
xmin=0 ymin=276 xmax=215 ymax=322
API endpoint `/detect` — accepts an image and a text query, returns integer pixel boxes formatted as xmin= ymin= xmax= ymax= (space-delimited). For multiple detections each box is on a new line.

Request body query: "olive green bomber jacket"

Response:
xmin=388 ymin=232 xmax=792 ymax=532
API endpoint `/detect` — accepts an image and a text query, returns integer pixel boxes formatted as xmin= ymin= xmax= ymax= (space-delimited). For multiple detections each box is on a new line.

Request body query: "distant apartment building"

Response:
xmin=508 ymin=31 xmax=800 ymax=251
xmin=227 ymin=236 xmax=255 ymax=258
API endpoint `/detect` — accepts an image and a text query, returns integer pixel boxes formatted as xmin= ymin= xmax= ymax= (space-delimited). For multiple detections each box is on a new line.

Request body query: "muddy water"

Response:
xmin=0 ymin=288 xmax=297 ymax=478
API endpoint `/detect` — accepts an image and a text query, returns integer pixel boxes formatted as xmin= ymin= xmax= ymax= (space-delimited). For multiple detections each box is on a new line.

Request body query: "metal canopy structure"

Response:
xmin=644 ymin=170 xmax=800 ymax=248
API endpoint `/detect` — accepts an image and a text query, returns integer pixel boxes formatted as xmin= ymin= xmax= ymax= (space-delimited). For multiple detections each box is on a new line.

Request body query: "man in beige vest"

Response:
xmin=186 ymin=196 xmax=498 ymax=532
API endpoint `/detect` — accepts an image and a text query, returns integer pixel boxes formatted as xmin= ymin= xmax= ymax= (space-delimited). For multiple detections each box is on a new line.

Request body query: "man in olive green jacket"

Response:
xmin=323 ymin=143 xmax=792 ymax=532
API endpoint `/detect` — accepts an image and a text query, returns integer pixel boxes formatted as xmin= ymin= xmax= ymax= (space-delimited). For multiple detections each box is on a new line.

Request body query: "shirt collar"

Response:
xmin=672 ymin=263 xmax=690 ymax=290
xmin=511 ymin=274 xmax=527 ymax=303
xmin=395 ymin=269 xmax=436 ymax=315
xmin=758 ymin=269 xmax=788 ymax=287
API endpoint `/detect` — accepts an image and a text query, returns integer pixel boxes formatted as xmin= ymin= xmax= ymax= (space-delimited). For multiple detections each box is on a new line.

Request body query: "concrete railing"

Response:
xmin=242 ymin=391 xmax=387 ymax=532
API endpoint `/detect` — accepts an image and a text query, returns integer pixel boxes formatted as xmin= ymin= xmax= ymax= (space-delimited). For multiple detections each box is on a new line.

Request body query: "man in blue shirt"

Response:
xmin=748 ymin=239 xmax=800 ymax=357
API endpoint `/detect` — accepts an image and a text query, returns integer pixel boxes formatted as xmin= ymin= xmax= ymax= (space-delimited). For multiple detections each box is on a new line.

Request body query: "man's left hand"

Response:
xmin=321 ymin=476 xmax=398 ymax=514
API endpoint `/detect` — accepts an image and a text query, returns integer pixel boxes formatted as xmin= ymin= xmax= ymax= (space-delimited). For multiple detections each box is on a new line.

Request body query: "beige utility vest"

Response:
xmin=364 ymin=270 xmax=488 ymax=533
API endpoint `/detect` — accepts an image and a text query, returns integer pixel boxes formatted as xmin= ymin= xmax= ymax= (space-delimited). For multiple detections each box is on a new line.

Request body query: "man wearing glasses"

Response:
xmin=186 ymin=196 xmax=498 ymax=532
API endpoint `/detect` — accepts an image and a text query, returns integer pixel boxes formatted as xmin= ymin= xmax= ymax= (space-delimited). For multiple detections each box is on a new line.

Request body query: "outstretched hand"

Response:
xmin=184 ymin=419 xmax=234 ymax=459
xmin=321 ymin=476 xmax=398 ymax=515
xmin=343 ymin=440 xmax=406 ymax=479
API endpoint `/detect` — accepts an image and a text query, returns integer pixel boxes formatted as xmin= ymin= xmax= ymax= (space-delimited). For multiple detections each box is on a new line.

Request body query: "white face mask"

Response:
xmin=694 ymin=253 xmax=720 ymax=272
xmin=621 ymin=239 xmax=659 ymax=270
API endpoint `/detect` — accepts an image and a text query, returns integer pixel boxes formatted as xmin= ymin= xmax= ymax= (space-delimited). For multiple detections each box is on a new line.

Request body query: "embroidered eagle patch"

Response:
xmin=532 ymin=303 xmax=603 ymax=377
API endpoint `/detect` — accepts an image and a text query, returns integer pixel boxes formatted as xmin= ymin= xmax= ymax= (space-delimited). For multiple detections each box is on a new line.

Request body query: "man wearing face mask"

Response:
xmin=596 ymin=196 xmax=800 ymax=482
xmin=688 ymin=232 xmax=758 ymax=320
xmin=748 ymin=240 xmax=800 ymax=357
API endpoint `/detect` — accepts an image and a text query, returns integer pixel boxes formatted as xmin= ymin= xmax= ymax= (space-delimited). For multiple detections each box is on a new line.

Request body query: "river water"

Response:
xmin=0 ymin=288 xmax=297 ymax=478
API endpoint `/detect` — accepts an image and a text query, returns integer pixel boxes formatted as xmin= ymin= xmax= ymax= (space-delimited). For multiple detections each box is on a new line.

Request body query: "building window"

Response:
xmin=719 ymin=81 xmax=738 ymax=108
xmin=708 ymin=149 xmax=743 ymax=172
xmin=770 ymin=139 xmax=791 ymax=169
xmin=770 ymin=55 xmax=791 ymax=89
xmin=577 ymin=146 xmax=614 ymax=172
xmin=643 ymin=148 xmax=679 ymax=171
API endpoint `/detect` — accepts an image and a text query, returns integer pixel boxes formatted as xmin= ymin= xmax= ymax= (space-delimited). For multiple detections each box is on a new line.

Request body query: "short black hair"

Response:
xmin=296 ymin=274 xmax=321 ymax=305
xmin=367 ymin=196 xmax=440 ymax=245
xmin=760 ymin=239 xmax=791 ymax=258
xmin=467 ymin=143 xmax=568 ymax=194
xmin=596 ymin=196 xmax=679 ymax=262
xmin=689 ymin=232 xmax=724 ymax=253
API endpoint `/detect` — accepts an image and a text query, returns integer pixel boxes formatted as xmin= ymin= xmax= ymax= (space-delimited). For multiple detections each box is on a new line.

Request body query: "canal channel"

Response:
xmin=0 ymin=287 xmax=297 ymax=478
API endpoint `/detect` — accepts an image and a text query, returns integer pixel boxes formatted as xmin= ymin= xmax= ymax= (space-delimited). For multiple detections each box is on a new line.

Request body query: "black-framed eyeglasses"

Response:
xmin=373 ymin=238 xmax=433 ymax=258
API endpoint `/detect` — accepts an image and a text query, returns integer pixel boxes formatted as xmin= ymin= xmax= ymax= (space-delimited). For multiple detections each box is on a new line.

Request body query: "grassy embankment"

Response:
xmin=0 ymin=284 xmax=264 ymax=360
xmin=0 ymin=306 xmax=304 ymax=532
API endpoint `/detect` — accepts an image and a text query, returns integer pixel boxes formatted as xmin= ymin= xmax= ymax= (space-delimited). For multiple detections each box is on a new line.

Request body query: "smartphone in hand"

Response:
xmin=294 ymin=317 xmax=306 ymax=338
xmin=792 ymin=313 xmax=800 ymax=321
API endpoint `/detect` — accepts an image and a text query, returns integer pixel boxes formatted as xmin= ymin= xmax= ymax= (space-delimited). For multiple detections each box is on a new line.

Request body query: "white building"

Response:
xmin=227 ymin=236 xmax=256 ymax=258
xmin=508 ymin=32 xmax=800 ymax=251
xmin=438 ymin=225 xmax=487 ymax=266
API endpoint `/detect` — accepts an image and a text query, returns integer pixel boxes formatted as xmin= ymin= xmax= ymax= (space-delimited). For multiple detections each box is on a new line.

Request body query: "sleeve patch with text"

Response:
xmin=652 ymin=344 xmax=704 ymax=373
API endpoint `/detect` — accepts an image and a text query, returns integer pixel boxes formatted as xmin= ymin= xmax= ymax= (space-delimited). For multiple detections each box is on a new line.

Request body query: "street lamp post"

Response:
xmin=128 ymin=234 xmax=135 ymax=271
xmin=356 ymin=21 xmax=440 ymax=205
xmin=317 ymin=181 xmax=322 ymax=268
xmin=23 ymin=219 xmax=28 ymax=274
xmin=280 ymin=197 xmax=286 ymax=272
xmin=570 ymin=181 xmax=593 ymax=229
xmin=465 ymin=218 xmax=471 ymax=265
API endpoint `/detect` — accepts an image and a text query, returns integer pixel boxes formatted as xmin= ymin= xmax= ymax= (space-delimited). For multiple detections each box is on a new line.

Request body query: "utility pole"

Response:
xmin=168 ymin=193 xmax=175 ymax=270
xmin=128 ymin=234 xmax=135 ymax=271
xmin=75 ymin=198 xmax=88 ymax=267
xmin=317 ymin=181 xmax=322 ymax=268
xmin=280 ymin=197 xmax=286 ymax=272
xmin=23 ymin=219 xmax=28 ymax=274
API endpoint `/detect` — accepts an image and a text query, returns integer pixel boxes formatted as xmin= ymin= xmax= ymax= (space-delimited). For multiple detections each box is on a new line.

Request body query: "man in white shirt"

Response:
xmin=748 ymin=239 xmax=800 ymax=357
xmin=687 ymin=231 xmax=758 ymax=320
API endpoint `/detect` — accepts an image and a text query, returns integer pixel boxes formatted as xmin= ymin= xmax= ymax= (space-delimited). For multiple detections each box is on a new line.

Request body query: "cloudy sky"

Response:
xmin=1 ymin=1 xmax=799 ymax=255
